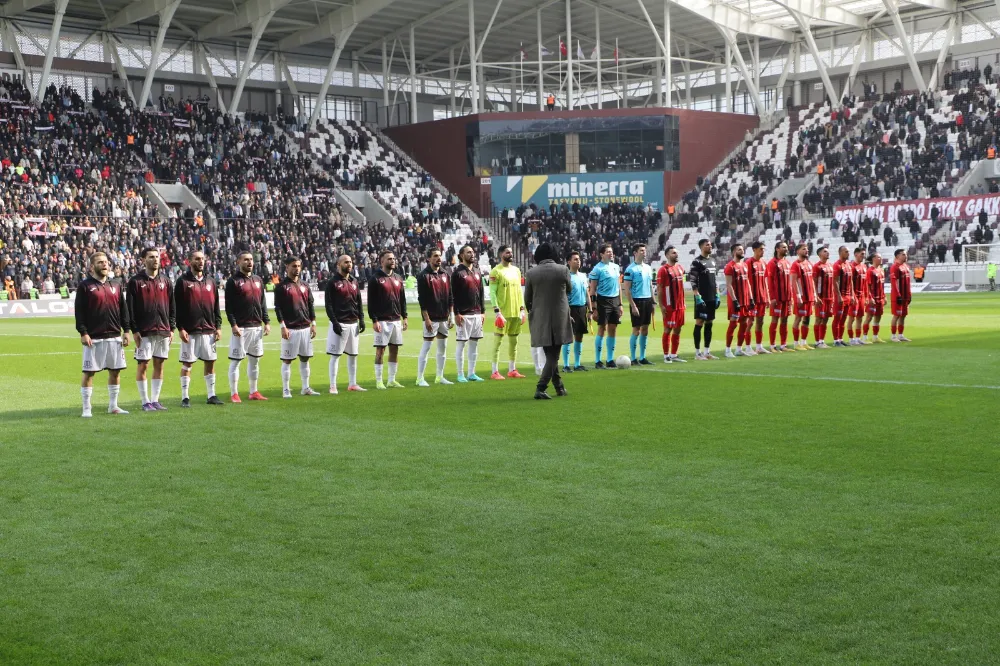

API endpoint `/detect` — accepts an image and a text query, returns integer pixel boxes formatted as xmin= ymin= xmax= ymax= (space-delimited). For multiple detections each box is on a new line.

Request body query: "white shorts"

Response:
xmin=372 ymin=320 xmax=404 ymax=347
xmin=326 ymin=321 xmax=360 ymax=356
xmin=82 ymin=337 xmax=127 ymax=372
xmin=134 ymin=333 xmax=171 ymax=361
xmin=455 ymin=314 xmax=484 ymax=341
xmin=228 ymin=325 xmax=264 ymax=360
xmin=280 ymin=327 xmax=314 ymax=360
xmin=179 ymin=332 xmax=218 ymax=363
xmin=421 ymin=320 xmax=451 ymax=339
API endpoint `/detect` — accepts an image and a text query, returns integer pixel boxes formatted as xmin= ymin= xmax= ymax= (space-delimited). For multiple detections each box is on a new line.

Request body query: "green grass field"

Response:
xmin=1 ymin=292 xmax=998 ymax=664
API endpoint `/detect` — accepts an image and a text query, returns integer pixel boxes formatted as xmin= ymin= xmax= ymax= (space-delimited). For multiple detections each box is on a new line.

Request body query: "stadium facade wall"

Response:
xmin=383 ymin=108 xmax=758 ymax=217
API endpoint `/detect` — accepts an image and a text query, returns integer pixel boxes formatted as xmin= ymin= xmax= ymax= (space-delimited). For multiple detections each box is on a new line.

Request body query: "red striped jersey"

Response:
xmin=766 ymin=257 xmax=793 ymax=303
xmin=851 ymin=261 xmax=868 ymax=299
xmin=814 ymin=261 xmax=835 ymax=299
xmin=833 ymin=259 xmax=855 ymax=298
xmin=746 ymin=257 xmax=769 ymax=304
xmin=866 ymin=266 xmax=886 ymax=304
xmin=656 ymin=262 xmax=686 ymax=310
xmin=723 ymin=259 xmax=752 ymax=303
xmin=790 ymin=258 xmax=817 ymax=303
xmin=889 ymin=262 xmax=911 ymax=303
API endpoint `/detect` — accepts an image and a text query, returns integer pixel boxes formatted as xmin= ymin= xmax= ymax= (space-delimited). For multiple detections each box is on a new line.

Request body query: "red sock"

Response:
xmin=662 ymin=332 xmax=671 ymax=354
xmin=813 ymin=324 xmax=822 ymax=342
xmin=863 ymin=322 xmax=870 ymax=335
xmin=779 ymin=322 xmax=788 ymax=345
xmin=873 ymin=324 xmax=880 ymax=336
xmin=800 ymin=325 xmax=809 ymax=340
xmin=739 ymin=320 xmax=749 ymax=346
xmin=832 ymin=320 xmax=840 ymax=339
xmin=898 ymin=323 xmax=904 ymax=334
xmin=755 ymin=327 xmax=763 ymax=345
xmin=671 ymin=333 xmax=680 ymax=355
xmin=891 ymin=323 xmax=898 ymax=334
xmin=769 ymin=320 xmax=778 ymax=345
xmin=726 ymin=320 xmax=738 ymax=346
xmin=792 ymin=324 xmax=800 ymax=342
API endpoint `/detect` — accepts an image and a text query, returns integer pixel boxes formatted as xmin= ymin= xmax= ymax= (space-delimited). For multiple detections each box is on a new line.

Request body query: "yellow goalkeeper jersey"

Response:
xmin=489 ymin=263 xmax=523 ymax=318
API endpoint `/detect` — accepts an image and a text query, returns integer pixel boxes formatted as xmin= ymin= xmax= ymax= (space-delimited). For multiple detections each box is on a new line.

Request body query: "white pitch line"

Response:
xmin=643 ymin=366 xmax=1000 ymax=390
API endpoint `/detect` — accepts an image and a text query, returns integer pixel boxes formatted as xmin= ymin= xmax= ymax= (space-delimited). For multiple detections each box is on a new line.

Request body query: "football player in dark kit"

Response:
xmin=450 ymin=244 xmax=486 ymax=382
xmin=128 ymin=247 xmax=175 ymax=411
xmin=76 ymin=251 xmax=131 ymax=417
xmin=368 ymin=250 xmax=408 ymax=389
xmin=416 ymin=247 xmax=455 ymax=387
xmin=325 ymin=254 xmax=366 ymax=394
xmin=174 ymin=250 xmax=224 ymax=407
xmin=688 ymin=239 xmax=720 ymax=360
xmin=225 ymin=252 xmax=271 ymax=403
xmin=274 ymin=256 xmax=319 ymax=399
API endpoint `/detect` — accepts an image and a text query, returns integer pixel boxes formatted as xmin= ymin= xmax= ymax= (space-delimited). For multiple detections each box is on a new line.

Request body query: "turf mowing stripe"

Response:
xmin=644 ymin=367 xmax=1000 ymax=390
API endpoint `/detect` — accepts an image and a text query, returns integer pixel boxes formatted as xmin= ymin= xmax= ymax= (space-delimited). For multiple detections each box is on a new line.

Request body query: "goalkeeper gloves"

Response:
xmin=695 ymin=294 xmax=705 ymax=306
xmin=331 ymin=320 xmax=343 ymax=336
xmin=494 ymin=309 xmax=507 ymax=329
xmin=714 ymin=294 xmax=721 ymax=307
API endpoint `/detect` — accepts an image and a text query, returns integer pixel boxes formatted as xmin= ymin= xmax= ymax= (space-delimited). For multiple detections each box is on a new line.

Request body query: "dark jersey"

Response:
xmin=688 ymin=255 xmax=718 ymax=301
xmin=274 ymin=278 xmax=316 ymax=329
xmin=451 ymin=264 xmax=484 ymax=315
xmin=367 ymin=269 xmax=407 ymax=322
xmin=174 ymin=271 xmax=222 ymax=333
xmin=225 ymin=273 xmax=269 ymax=327
xmin=75 ymin=276 xmax=129 ymax=340
xmin=127 ymin=270 xmax=175 ymax=335
xmin=325 ymin=273 xmax=363 ymax=323
xmin=417 ymin=267 xmax=453 ymax=321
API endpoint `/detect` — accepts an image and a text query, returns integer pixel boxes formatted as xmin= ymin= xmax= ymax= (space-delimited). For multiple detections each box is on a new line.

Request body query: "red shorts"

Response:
xmin=835 ymin=297 xmax=855 ymax=316
xmin=867 ymin=301 xmax=884 ymax=317
xmin=892 ymin=302 xmax=909 ymax=317
xmin=663 ymin=308 xmax=686 ymax=329
xmin=769 ymin=301 xmax=793 ymax=318
xmin=750 ymin=302 xmax=767 ymax=318
xmin=818 ymin=299 xmax=835 ymax=319
xmin=727 ymin=301 xmax=754 ymax=320
xmin=795 ymin=300 xmax=813 ymax=317
xmin=851 ymin=298 xmax=867 ymax=318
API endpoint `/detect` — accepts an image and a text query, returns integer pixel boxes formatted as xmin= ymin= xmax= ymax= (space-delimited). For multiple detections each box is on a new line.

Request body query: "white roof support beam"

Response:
xmin=198 ymin=0 xmax=290 ymax=41
xmin=196 ymin=43 xmax=225 ymax=109
xmin=229 ymin=10 xmax=275 ymax=114
xmin=277 ymin=54 xmax=301 ymax=116
xmin=0 ymin=19 xmax=28 ymax=80
xmin=673 ymin=0 xmax=795 ymax=42
xmin=790 ymin=9 xmax=840 ymax=108
xmin=307 ymin=24 xmax=355 ymax=126
xmin=105 ymin=34 xmax=137 ymax=105
xmin=927 ymin=15 xmax=957 ymax=90
xmin=769 ymin=0 xmax=865 ymax=28
xmin=356 ymin=0 xmax=464 ymax=57
xmin=279 ymin=0 xmax=394 ymax=51
xmin=138 ymin=0 xmax=180 ymax=109
xmin=881 ymin=0 xmax=927 ymax=91
xmin=772 ymin=43 xmax=794 ymax=112
xmin=105 ymin=0 xmax=175 ymax=30
xmin=718 ymin=26 xmax=763 ymax=115
xmin=841 ymin=30 xmax=869 ymax=100
xmin=901 ymin=0 xmax=954 ymax=10
xmin=475 ymin=0 xmax=505 ymax=62
xmin=0 ymin=0 xmax=51 ymax=18
xmin=34 ymin=0 xmax=68 ymax=101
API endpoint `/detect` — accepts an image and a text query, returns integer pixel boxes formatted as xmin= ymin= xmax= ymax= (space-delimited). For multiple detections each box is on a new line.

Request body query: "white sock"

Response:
xmin=435 ymin=338 xmax=447 ymax=379
xmin=81 ymin=386 xmax=93 ymax=411
xmin=347 ymin=355 xmax=358 ymax=386
xmin=375 ymin=363 xmax=383 ymax=383
xmin=137 ymin=380 xmax=148 ymax=404
xmin=299 ymin=360 xmax=310 ymax=390
xmin=228 ymin=360 xmax=241 ymax=395
xmin=492 ymin=361 xmax=499 ymax=373
xmin=205 ymin=373 xmax=216 ymax=398
xmin=508 ymin=360 xmax=516 ymax=372
xmin=280 ymin=363 xmax=291 ymax=391
xmin=180 ymin=375 xmax=191 ymax=399
xmin=455 ymin=340 xmax=466 ymax=376
xmin=108 ymin=384 xmax=120 ymax=410
xmin=329 ymin=355 xmax=341 ymax=388
xmin=417 ymin=339 xmax=432 ymax=379
xmin=388 ymin=361 xmax=398 ymax=383
xmin=247 ymin=356 xmax=260 ymax=393
xmin=151 ymin=378 xmax=162 ymax=402
xmin=468 ymin=340 xmax=478 ymax=375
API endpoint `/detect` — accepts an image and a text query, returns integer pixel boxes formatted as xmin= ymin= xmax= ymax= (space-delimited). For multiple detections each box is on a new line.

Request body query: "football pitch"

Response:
xmin=1 ymin=293 xmax=998 ymax=664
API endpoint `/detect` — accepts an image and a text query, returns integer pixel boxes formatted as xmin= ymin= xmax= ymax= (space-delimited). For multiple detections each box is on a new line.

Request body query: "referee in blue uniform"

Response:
xmin=588 ymin=243 xmax=623 ymax=369
xmin=562 ymin=250 xmax=592 ymax=372
xmin=624 ymin=243 xmax=655 ymax=365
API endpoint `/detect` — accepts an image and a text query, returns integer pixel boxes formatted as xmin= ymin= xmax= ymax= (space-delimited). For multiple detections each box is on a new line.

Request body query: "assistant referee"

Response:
xmin=562 ymin=250 xmax=592 ymax=372
xmin=624 ymin=242 xmax=655 ymax=365
xmin=588 ymin=243 xmax=623 ymax=369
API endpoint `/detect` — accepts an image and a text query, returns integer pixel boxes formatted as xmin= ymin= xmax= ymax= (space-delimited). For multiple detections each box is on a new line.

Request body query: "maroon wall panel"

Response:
xmin=385 ymin=108 xmax=758 ymax=216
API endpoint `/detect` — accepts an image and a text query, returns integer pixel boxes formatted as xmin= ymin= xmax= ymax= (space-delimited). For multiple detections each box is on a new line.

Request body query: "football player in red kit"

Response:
xmin=889 ymin=249 xmax=913 ymax=342
xmin=848 ymin=247 xmax=869 ymax=345
xmin=862 ymin=253 xmax=886 ymax=343
xmin=723 ymin=244 xmax=754 ymax=358
xmin=812 ymin=246 xmax=835 ymax=349
xmin=832 ymin=246 xmax=855 ymax=347
xmin=766 ymin=241 xmax=794 ymax=352
xmin=789 ymin=243 xmax=817 ymax=351
xmin=745 ymin=241 xmax=770 ymax=354
xmin=656 ymin=246 xmax=687 ymax=363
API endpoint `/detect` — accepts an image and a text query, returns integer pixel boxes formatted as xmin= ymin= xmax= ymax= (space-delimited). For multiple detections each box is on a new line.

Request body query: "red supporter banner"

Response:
xmin=834 ymin=194 xmax=1000 ymax=225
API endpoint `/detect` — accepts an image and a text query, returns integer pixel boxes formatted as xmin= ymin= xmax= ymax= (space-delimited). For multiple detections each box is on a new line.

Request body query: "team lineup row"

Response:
xmin=71 ymin=239 xmax=915 ymax=417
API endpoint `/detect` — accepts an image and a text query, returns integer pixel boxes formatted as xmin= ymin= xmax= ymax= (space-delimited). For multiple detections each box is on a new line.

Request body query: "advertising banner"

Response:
xmin=492 ymin=172 xmax=663 ymax=211
xmin=0 ymin=299 xmax=76 ymax=318
xmin=833 ymin=193 xmax=1000 ymax=225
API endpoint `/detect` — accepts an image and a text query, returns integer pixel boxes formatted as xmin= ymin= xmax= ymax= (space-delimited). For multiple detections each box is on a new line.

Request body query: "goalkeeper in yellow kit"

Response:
xmin=489 ymin=245 xmax=527 ymax=380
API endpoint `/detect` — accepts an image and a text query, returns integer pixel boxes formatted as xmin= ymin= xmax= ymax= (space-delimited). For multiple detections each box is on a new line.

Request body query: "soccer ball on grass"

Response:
xmin=615 ymin=355 xmax=632 ymax=369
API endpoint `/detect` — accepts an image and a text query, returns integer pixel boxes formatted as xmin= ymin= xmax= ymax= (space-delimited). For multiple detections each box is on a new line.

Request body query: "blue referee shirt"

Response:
xmin=569 ymin=271 xmax=589 ymax=306
xmin=624 ymin=262 xmax=654 ymax=299
xmin=589 ymin=261 xmax=621 ymax=298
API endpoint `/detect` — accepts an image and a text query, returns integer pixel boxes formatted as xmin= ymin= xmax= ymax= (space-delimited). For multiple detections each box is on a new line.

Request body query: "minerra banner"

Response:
xmin=833 ymin=193 xmax=1000 ymax=225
